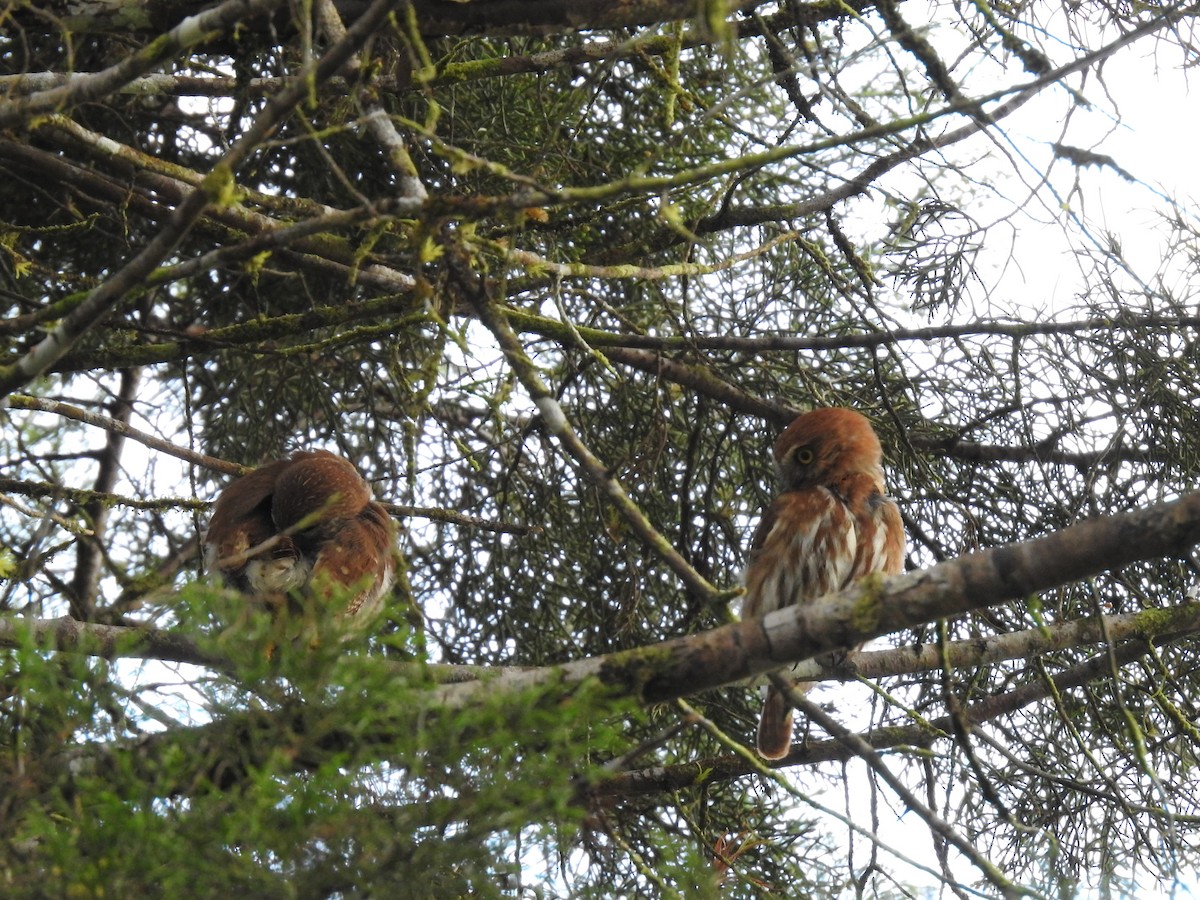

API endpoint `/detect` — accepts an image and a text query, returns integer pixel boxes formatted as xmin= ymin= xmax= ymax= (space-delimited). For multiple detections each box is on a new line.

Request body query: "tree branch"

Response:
xmin=0 ymin=28 xmax=709 ymax=94
xmin=0 ymin=0 xmax=291 ymax=131
xmin=0 ymin=477 xmax=207 ymax=514
xmin=7 ymin=395 xmax=246 ymax=477
xmin=28 ymin=484 xmax=1200 ymax=804
xmin=0 ymin=615 xmax=226 ymax=670
xmin=7 ymin=604 xmax=1192 ymax=690
xmin=42 ymin=606 xmax=1181 ymax=805
xmin=23 ymin=0 xmax=777 ymax=39
xmin=67 ymin=367 xmax=140 ymax=621
xmin=591 ymin=636 xmax=1159 ymax=801
xmin=446 ymin=234 xmax=726 ymax=606
xmin=430 ymin=491 xmax=1200 ymax=710
xmin=506 ymin=307 xmax=1200 ymax=359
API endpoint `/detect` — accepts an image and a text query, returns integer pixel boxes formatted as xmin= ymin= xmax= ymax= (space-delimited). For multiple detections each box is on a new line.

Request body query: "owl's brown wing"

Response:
xmin=856 ymin=492 xmax=905 ymax=577
xmin=742 ymin=487 xmax=861 ymax=760
xmin=309 ymin=501 xmax=397 ymax=621
xmin=203 ymin=458 xmax=297 ymax=590
xmin=205 ymin=452 xmax=397 ymax=634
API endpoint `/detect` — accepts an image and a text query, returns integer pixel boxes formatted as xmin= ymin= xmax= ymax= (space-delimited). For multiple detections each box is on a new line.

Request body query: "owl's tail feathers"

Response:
xmin=756 ymin=685 xmax=795 ymax=760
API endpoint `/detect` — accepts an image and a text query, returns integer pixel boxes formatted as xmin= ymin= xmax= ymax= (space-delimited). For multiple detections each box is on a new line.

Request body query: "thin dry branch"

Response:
xmin=789 ymin=606 xmax=1197 ymax=683
xmin=592 ymin=637 xmax=1158 ymax=800
xmin=67 ymin=368 xmax=140 ymax=620
xmin=506 ymin=308 xmax=1200 ymax=357
xmin=8 ymin=395 xmax=245 ymax=476
xmin=584 ymin=6 xmax=1195 ymax=264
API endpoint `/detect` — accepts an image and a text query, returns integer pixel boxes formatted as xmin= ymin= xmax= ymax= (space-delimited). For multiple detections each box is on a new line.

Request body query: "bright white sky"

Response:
xmin=979 ymin=32 xmax=1196 ymax=307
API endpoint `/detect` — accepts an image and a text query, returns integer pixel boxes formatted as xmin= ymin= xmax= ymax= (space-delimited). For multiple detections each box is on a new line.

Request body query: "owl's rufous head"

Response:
xmin=772 ymin=407 xmax=885 ymax=492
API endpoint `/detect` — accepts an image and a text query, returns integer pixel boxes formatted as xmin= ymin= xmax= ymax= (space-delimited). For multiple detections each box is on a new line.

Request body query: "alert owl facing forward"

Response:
xmin=741 ymin=408 xmax=905 ymax=759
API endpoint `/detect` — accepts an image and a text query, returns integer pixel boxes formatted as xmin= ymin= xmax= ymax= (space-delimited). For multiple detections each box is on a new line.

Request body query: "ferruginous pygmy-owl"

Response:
xmin=203 ymin=450 xmax=396 ymax=632
xmin=741 ymin=408 xmax=906 ymax=759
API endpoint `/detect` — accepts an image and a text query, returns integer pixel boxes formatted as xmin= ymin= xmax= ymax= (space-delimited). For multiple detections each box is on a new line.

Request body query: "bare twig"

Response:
xmin=68 ymin=368 xmax=140 ymax=620
xmin=781 ymin=679 xmax=1035 ymax=898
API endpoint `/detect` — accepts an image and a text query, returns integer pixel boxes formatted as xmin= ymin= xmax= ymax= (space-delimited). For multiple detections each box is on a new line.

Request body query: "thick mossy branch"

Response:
xmin=0 ymin=0 xmax=293 ymax=131
xmin=433 ymin=491 xmax=1200 ymax=708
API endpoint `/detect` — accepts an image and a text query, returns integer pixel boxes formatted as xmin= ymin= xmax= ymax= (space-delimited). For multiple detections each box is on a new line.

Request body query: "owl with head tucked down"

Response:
xmin=203 ymin=450 xmax=396 ymax=633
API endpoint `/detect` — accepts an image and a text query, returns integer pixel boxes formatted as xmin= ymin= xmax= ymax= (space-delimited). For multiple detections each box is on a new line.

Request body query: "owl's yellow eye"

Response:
xmin=793 ymin=447 xmax=815 ymax=465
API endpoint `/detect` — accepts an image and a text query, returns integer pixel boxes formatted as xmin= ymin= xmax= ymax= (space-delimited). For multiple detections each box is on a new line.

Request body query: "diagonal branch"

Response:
xmin=42 ymin=607 xmax=1181 ymax=805
xmin=430 ymin=490 xmax=1200 ymax=710
xmin=444 ymin=236 xmax=726 ymax=606
xmin=602 ymin=346 xmax=794 ymax=425
xmin=314 ymin=0 xmax=427 ymax=202
xmin=8 ymin=395 xmax=245 ymax=476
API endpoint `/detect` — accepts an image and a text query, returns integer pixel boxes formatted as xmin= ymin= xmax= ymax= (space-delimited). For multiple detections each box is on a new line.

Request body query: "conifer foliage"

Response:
xmin=3 ymin=0 xmax=1200 ymax=895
